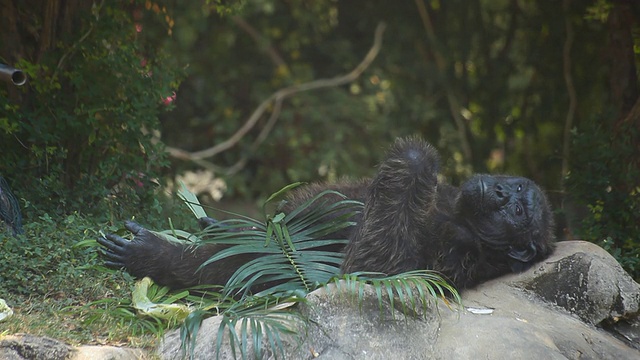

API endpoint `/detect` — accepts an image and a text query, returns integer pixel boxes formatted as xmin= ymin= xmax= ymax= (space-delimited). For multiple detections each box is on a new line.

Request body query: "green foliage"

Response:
xmin=0 ymin=212 xmax=163 ymax=345
xmin=154 ymin=0 xmax=612 ymax=200
xmin=0 ymin=204 xmax=198 ymax=345
xmin=80 ymin=277 xmax=199 ymax=338
xmin=566 ymin=120 xmax=640 ymax=280
xmin=0 ymin=2 xmax=182 ymax=217
xmin=181 ymin=295 xmax=308 ymax=360
xmin=0 ymin=213 xmax=109 ymax=297
xmin=80 ymin=296 xmax=168 ymax=338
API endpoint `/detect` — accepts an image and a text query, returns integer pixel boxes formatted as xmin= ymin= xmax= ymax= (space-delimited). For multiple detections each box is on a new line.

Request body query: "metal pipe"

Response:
xmin=0 ymin=64 xmax=27 ymax=86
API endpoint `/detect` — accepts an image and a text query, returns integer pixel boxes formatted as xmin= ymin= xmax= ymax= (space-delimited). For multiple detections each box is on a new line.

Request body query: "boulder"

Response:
xmin=0 ymin=334 xmax=146 ymax=360
xmin=0 ymin=334 xmax=71 ymax=360
xmin=158 ymin=241 xmax=640 ymax=359
xmin=522 ymin=241 xmax=640 ymax=326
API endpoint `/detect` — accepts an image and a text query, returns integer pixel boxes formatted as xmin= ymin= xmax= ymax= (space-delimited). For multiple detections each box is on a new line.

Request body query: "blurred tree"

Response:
xmin=156 ymin=0 xmax=599 ymax=195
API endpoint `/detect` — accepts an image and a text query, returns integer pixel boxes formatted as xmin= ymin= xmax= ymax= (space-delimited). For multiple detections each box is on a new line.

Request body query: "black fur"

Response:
xmin=98 ymin=137 xmax=555 ymax=290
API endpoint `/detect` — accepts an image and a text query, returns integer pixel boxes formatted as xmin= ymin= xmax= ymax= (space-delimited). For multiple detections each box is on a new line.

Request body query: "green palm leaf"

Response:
xmin=330 ymin=270 xmax=462 ymax=319
xmin=193 ymin=189 xmax=361 ymax=298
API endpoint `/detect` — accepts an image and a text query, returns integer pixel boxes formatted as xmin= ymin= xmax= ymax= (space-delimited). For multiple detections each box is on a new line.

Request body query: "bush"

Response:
xmin=0 ymin=2 xmax=181 ymax=218
xmin=0 ymin=212 xmax=168 ymax=345
xmin=567 ymin=119 xmax=640 ymax=280
xmin=0 ymin=213 xmax=113 ymax=297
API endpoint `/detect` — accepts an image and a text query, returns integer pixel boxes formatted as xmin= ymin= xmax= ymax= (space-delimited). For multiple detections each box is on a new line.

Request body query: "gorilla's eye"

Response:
xmin=515 ymin=204 xmax=523 ymax=216
xmin=516 ymin=184 xmax=523 ymax=192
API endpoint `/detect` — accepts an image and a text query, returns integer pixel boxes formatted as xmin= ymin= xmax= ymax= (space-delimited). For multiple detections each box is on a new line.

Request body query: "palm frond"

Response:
xmin=330 ymin=270 xmax=462 ymax=319
xmin=179 ymin=294 xmax=308 ymax=360
xmin=181 ymin=309 xmax=207 ymax=360
xmin=193 ymin=189 xmax=361 ymax=298
xmin=173 ymin=185 xmax=360 ymax=358
xmin=262 ymin=182 xmax=305 ymax=211
xmin=217 ymin=306 xmax=306 ymax=360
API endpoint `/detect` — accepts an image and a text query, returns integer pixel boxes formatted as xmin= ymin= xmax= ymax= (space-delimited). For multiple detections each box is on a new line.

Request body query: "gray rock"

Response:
xmin=0 ymin=334 xmax=147 ymax=360
xmin=159 ymin=283 xmax=440 ymax=360
xmin=72 ymin=345 xmax=147 ymax=360
xmin=435 ymin=242 xmax=639 ymax=359
xmin=158 ymin=241 xmax=640 ymax=359
xmin=0 ymin=334 xmax=72 ymax=360
xmin=522 ymin=240 xmax=640 ymax=325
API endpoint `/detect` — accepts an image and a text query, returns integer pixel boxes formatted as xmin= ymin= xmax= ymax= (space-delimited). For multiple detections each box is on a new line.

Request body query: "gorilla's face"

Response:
xmin=458 ymin=174 xmax=553 ymax=268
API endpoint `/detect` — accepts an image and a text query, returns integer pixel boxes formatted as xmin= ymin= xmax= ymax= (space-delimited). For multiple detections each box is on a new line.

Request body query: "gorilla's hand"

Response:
xmin=97 ymin=221 xmax=149 ymax=269
xmin=97 ymin=219 xmax=251 ymax=289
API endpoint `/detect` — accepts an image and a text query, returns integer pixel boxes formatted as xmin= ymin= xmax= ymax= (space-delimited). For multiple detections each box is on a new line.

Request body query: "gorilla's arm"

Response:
xmin=341 ymin=137 xmax=440 ymax=275
xmin=97 ymin=221 xmax=247 ymax=289
xmin=97 ymin=178 xmax=366 ymax=290
xmin=432 ymin=222 xmax=511 ymax=289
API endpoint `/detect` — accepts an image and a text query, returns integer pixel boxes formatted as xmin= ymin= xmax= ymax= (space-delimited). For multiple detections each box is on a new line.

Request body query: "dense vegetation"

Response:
xmin=0 ymin=0 xmax=638 ymax=347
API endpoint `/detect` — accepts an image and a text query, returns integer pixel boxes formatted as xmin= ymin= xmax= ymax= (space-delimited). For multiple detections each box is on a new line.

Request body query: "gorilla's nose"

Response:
xmin=493 ymin=183 xmax=510 ymax=205
xmin=478 ymin=177 xmax=487 ymax=200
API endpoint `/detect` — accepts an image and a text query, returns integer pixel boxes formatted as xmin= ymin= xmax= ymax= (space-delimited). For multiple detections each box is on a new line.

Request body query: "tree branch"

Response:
xmin=560 ymin=0 xmax=577 ymax=191
xmin=232 ymin=16 xmax=288 ymax=70
xmin=414 ymin=0 xmax=472 ymax=163
xmin=165 ymin=22 xmax=386 ymax=163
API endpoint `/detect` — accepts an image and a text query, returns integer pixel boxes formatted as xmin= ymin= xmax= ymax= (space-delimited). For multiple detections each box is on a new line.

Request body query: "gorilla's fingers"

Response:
xmin=98 ymin=234 xmax=127 ymax=251
xmin=104 ymin=260 xmax=125 ymax=269
xmin=124 ymin=220 xmax=146 ymax=235
xmin=98 ymin=247 xmax=126 ymax=267
xmin=507 ymin=241 xmax=537 ymax=262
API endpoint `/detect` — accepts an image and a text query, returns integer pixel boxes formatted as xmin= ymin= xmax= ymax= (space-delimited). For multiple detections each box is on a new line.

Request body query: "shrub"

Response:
xmin=567 ymin=119 xmax=640 ymax=280
xmin=0 ymin=3 xmax=181 ymax=218
xmin=0 ymin=213 xmax=112 ymax=297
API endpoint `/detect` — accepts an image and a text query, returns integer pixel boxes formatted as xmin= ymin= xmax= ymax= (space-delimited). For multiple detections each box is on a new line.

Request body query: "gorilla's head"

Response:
xmin=458 ymin=174 xmax=555 ymax=271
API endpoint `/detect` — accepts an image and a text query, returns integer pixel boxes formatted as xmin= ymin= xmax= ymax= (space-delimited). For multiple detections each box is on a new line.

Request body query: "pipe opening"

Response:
xmin=11 ymin=70 xmax=26 ymax=86
xmin=0 ymin=64 xmax=27 ymax=86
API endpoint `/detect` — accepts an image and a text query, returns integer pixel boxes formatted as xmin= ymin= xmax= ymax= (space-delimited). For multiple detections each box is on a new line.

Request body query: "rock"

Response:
xmin=158 ymin=283 xmax=440 ymax=359
xmin=72 ymin=345 xmax=147 ymax=360
xmin=522 ymin=241 xmax=640 ymax=325
xmin=158 ymin=241 xmax=640 ymax=359
xmin=434 ymin=243 xmax=639 ymax=359
xmin=0 ymin=334 xmax=71 ymax=360
xmin=0 ymin=334 xmax=146 ymax=360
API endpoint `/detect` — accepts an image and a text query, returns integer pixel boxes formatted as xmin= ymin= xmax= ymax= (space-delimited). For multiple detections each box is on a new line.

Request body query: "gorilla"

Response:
xmin=97 ymin=137 xmax=555 ymax=290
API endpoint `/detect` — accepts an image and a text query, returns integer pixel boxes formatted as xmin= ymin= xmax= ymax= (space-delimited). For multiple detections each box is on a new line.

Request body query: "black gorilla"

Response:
xmin=98 ymin=137 xmax=555 ymax=290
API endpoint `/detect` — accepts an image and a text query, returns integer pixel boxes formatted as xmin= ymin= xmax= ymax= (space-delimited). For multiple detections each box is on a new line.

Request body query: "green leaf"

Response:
xmin=181 ymin=310 xmax=206 ymax=360
xmin=263 ymin=182 xmax=305 ymax=206
xmin=177 ymin=181 xmax=208 ymax=219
